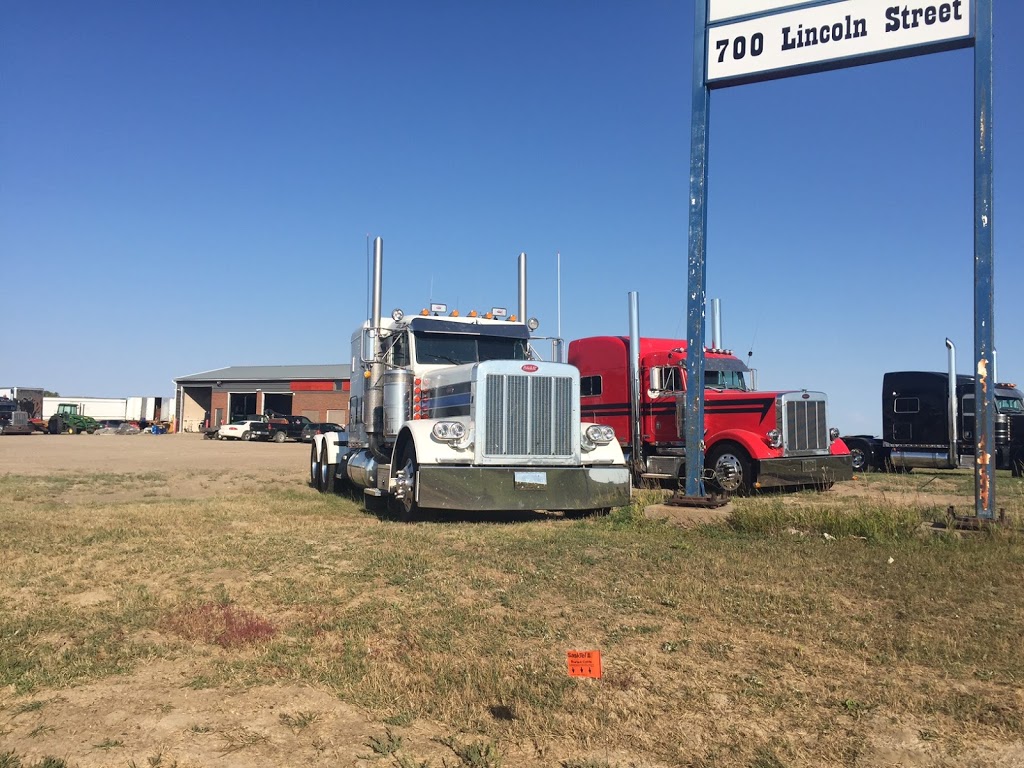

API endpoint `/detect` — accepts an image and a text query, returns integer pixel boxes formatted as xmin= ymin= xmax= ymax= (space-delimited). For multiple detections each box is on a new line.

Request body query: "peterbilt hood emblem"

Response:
xmin=521 ymin=364 xmax=539 ymax=372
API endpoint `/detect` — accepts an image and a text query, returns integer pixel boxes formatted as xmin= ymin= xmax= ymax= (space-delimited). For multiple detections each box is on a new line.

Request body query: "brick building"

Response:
xmin=174 ymin=364 xmax=350 ymax=432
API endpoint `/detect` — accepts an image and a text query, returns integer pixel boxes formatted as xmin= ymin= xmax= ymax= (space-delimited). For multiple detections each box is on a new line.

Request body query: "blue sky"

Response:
xmin=2 ymin=1 xmax=1020 ymax=436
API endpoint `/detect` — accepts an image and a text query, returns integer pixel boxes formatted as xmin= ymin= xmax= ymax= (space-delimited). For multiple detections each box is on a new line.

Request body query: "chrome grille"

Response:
xmin=484 ymin=374 xmax=573 ymax=457
xmin=783 ymin=397 xmax=828 ymax=453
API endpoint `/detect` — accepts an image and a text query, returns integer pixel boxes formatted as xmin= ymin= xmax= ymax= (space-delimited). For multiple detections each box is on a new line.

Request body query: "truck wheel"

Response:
xmin=310 ymin=442 xmax=322 ymax=488
xmin=706 ymin=443 xmax=754 ymax=496
xmin=391 ymin=442 xmax=420 ymax=521
xmin=1011 ymin=450 xmax=1024 ymax=479
xmin=846 ymin=439 xmax=872 ymax=473
xmin=273 ymin=431 xmax=286 ymax=443
xmin=320 ymin=442 xmax=336 ymax=493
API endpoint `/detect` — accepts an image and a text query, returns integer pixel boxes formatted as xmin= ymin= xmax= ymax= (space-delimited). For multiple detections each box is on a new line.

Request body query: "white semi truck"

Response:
xmin=309 ymin=237 xmax=631 ymax=519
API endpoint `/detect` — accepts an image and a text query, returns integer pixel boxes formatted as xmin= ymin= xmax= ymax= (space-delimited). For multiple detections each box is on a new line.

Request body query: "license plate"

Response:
xmin=514 ymin=471 xmax=548 ymax=490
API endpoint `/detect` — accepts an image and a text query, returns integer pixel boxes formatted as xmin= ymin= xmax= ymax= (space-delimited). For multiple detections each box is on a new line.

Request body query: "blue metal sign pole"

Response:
xmin=974 ymin=0 xmax=995 ymax=519
xmin=684 ymin=0 xmax=710 ymax=497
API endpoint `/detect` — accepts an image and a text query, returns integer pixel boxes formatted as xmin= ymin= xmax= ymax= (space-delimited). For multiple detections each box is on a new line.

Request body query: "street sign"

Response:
xmin=707 ymin=0 xmax=973 ymax=87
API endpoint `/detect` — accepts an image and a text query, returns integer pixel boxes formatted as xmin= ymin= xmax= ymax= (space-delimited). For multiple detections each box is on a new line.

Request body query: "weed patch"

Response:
xmin=161 ymin=603 xmax=276 ymax=648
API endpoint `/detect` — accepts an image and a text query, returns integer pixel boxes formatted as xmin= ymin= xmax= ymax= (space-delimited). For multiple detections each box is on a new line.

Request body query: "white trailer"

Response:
xmin=42 ymin=396 xmax=168 ymax=422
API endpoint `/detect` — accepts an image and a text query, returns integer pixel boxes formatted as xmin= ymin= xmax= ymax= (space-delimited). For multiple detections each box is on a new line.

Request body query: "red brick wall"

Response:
xmin=293 ymin=391 xmax=349 ymax=423
xmin=210 ymin=391 xmax=229 ymax=426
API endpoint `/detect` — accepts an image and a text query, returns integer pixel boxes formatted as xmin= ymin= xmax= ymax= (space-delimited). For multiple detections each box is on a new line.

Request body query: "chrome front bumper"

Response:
xmin=755 ymin=454 xmax=853 ymax=489
xmin=414 ymin=465 xmax=631 ymax=512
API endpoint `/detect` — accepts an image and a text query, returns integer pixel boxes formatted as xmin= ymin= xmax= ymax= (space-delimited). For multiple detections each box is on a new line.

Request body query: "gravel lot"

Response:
xmin=0 ymin=432 xmax=310 ymax=492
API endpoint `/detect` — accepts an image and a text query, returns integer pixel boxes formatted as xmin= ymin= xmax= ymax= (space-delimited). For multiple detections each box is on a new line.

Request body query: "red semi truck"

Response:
xmin=567 ymin=303 xmax=852 ymax=494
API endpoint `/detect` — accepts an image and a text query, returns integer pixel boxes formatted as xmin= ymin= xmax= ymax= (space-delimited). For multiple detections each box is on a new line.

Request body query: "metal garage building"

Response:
xmin=174 ymin=364 xmax=351 ymax=433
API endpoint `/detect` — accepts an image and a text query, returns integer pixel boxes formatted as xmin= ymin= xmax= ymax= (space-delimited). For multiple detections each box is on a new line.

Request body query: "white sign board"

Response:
xmin=707 ymin=0 xmax=972 ymax=86
xmin=708 ymin=0 xmax=814 ymax=24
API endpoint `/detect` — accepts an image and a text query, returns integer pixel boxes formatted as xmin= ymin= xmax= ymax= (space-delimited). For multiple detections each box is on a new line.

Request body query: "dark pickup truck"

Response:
xmin=267 ymin=415 xmax=314 ymax=443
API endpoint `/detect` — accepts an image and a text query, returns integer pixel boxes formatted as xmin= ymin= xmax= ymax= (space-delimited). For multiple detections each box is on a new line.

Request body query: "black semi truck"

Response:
xmin=843 ymin=340 xmax=1024 ymax=477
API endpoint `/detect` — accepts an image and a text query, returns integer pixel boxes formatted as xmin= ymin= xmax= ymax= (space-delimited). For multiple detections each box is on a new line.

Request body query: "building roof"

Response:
xmin=176 ymin=364 xmax=351 ymax=383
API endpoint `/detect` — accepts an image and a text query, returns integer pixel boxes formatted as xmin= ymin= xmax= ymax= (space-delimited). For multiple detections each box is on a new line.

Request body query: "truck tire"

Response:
xmin=273 ymin=430 xmax=286 ymax=443
xmin=705 ymin=443 xmax=755 ymax=496
xmin=310 ymin=442 xmax=322 ymax=489
xmin=320 ymin=442 xmax=336 ymax=493
xmin=391 ymin=441 xmax=421 ymax=521
xmin=846 ymin=438 xmax=873 ymax=473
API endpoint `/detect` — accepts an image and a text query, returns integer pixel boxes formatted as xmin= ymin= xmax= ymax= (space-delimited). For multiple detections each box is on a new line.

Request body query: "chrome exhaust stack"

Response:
xmin=628 ymin=292 xmax=644 ymax=471
xmin=711 ymin=298 xmax=722 ymax=350
xmin=371 ymin=236 xmax=383 ymax=333
xmin=364 ymin=237 xmax=385 ymax=446
xmin=946 ymin=337 xmax=958 ymax=468
xmin=518 ymin=252 xmax=527 ymax=322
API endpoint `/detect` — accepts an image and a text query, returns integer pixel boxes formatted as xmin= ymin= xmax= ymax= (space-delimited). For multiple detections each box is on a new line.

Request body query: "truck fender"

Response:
xmin=580 ymin=421 xmax=629 ymax=466
xmin=706 ymin=429 xmax=774 ymax=462
xmin=314 ymin=431 xmax=347 ymax=466
xmin=393 ymin=419 xmax=473 ymax=467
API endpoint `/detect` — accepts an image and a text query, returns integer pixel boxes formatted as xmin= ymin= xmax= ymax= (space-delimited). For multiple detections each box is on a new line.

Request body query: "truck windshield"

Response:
xmin=415 ymin=332 xmax=529 ymax=364
xmin=704 ymin=370 xmax=748 ymax=391
xmin=996 ymin=396 xmax=1024 ymax=414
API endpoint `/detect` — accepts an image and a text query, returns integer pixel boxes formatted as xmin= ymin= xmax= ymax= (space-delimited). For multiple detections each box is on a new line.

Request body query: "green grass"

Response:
xmin=2 ymin=468 xmax=1024 ymax=767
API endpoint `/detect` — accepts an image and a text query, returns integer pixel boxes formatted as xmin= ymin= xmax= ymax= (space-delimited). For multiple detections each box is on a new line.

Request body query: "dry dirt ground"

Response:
xmin=0 ymin=432 xmax=309 ymax=499
xmin=0 ymin=434 xmax=427 ymax=768
xmin=0 ymin=435 xmax=1017 ymax=767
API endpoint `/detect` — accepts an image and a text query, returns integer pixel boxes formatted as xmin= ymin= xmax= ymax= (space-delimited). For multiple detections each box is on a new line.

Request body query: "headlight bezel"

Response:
xmin=584 ymin=424 xmax=616 ymax=445
xmin=432 ymin=421 xmax=467 ymax=442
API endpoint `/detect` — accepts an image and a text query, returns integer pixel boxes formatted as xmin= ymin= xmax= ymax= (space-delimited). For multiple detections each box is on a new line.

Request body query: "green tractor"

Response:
xmin=48 ymin=403 xmax=101 ymax=434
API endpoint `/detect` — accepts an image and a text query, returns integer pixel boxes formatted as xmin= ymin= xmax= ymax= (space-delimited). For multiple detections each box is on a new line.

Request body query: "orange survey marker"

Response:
xmin=567 ymin=650 xmax=602 ymax=679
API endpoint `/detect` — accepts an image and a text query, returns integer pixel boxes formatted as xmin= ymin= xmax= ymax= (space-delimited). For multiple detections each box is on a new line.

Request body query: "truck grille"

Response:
xmin=483 ymin=374 xmax=573 ymax=457
xmin=782 ymin=395 xmax=829 ymax=454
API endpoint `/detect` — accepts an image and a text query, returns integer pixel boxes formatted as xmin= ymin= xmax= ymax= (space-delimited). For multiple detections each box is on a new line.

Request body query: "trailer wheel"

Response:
xmin=391 ymin=441 xmax=420 ymax=521
xmin=273 ymin=430 xmax=286 ymax=443
xmin=310 ymin=442 xmax=322 ymax=488
xmin=706 ymin=443 xmax=754 ymax=496
xmin=320 ymin=442 xmax=336 ymax=493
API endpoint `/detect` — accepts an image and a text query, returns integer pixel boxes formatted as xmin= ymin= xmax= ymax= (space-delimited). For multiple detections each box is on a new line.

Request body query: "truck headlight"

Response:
xmin=766 ymin=428 xmax=783 ymax=448
xmin=585 ymin=424 xmax=615 ymax=444
xmin=829 ymin=427 xmax=840 ymax=441
xmin=432 ymin=421 xmax=467 ymax=441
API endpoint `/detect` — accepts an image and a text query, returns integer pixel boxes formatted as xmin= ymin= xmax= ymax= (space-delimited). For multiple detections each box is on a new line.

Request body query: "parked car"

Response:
xmin=95 ymin=420 xmax=141 ymax=435
xmin=218 ymin=418 xmax=270 ymax=441
xmin=267 ymin=414 xmax=314 ymax=443
xmin=300 ymin=422 xmax=347 ymax=443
